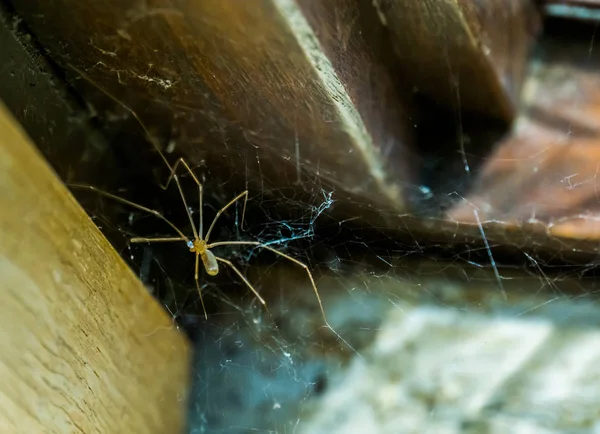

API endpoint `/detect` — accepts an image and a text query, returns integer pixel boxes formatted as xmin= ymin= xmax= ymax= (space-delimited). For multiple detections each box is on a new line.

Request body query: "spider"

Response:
xmin=66 ymin=65 xmax=335 ymax=333
xmin=70 ymin=157 xmax=328 ymax=324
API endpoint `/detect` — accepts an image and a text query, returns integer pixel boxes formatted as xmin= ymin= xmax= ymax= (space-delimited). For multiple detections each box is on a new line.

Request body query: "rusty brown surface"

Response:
xmin=449 ymin=21 xmax=600 ymax=243
xmin=375 ymin=0 xmax=541 ymax=121
xmin=8 ymin=0 xmax=417 ymax=215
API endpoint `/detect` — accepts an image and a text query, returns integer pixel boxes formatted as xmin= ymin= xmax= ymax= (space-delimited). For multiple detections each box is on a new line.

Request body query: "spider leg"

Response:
xmin=68 ymin=66 xmax=204 ymax=240
xmin=208 ymin=241 xmax=327 ymax=324
xmin=209 ymin=242 xmax=361 ymax=357
xmin=204 ymin=190 xmax=249 ymax=243
xmin=195 ymin=253 xmax=208 ymax=320
xmin=68 ymin=63 xmax=169 ymax=167
xmin=213 ymin=256 xmax=266 ymax=305
xmin=156 ymin=158 xmax=203 ymax=240
xmin=68 ymin=184 xmax=188 ymax=240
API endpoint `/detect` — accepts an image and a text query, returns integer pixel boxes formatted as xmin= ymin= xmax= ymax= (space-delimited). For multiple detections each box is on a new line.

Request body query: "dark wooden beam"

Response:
xmin=8 ymin=0 xmax=417 ymax=215
xmin=375 ymin=0 xmax=541 ymax=121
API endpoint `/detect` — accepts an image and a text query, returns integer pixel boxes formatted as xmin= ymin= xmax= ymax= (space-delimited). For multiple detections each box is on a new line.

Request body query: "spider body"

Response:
xmin=188 ymin=239 xmax=218 ymax=276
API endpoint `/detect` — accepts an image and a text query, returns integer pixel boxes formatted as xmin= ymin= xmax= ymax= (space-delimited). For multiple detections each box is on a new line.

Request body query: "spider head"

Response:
xmin=188 ymin=238 xmax=207 ymax=254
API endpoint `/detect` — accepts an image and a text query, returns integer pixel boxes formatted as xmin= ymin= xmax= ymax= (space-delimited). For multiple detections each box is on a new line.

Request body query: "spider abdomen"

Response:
xmin=202 ymin=250 xmax=219 ymax=276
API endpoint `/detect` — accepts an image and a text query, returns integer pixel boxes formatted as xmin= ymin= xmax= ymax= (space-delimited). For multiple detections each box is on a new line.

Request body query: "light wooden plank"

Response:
xmin=0 ymin=100 xmax=190 ymax=433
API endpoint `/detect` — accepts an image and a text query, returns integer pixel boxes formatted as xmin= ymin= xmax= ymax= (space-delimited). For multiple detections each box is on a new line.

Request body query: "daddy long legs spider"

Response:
xmin=66 ymin=64 xmax=355 ymax=348
xmin=70 ymin=157 xmax=329 ymax=326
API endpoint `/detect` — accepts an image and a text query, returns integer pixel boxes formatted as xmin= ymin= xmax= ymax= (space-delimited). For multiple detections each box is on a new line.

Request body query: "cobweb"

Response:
xmin=50 ymin=18 xmax=600 ymax=434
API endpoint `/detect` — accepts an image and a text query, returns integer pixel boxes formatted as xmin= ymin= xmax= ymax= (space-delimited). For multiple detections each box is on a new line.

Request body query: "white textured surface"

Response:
xmin=299 ymin=305 xmax=600 ymax=434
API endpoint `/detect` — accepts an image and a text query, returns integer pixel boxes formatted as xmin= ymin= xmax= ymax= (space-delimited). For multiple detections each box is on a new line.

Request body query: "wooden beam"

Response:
xmin=8 ymin=0 xmax=416 ymax=214
xmin=0 ymin=100 xmax=190 ymax=433
xmin=376 ymin=0 xmax=541 ymax=121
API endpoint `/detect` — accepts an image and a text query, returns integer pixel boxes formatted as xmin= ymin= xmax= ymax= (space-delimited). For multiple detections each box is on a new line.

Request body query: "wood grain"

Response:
xmin=0 ymin=101 xmax=190 ymax=432
xmin=376 ymin=0 xmax=541 ymax=121
xmin=8 ymin=0 xmax=416 ymax=215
